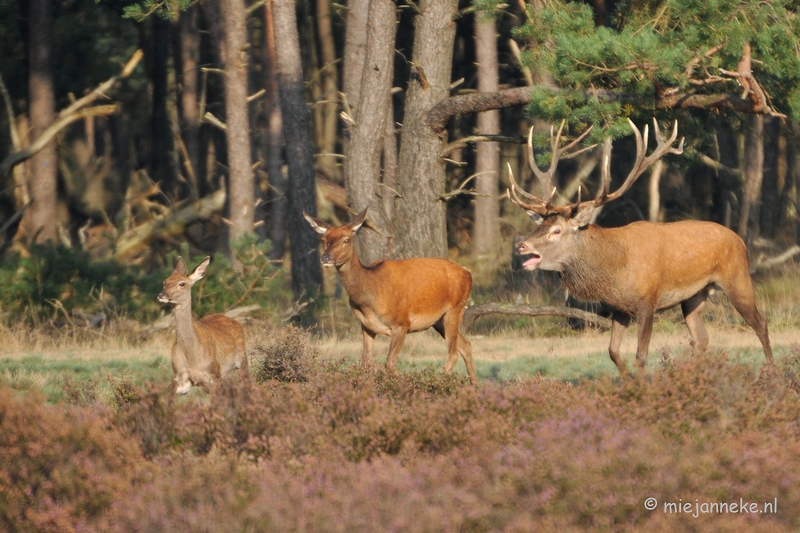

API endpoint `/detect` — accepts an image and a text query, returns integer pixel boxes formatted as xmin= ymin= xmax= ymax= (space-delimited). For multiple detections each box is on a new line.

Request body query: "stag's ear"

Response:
xmin=348 ymin=208 xmax=368 ymax=232
xmin=188 ymin=256 xmax=211 ymax=283
xmin=570 ymin=203 xmax=596 ymax=230
xmin=527 ymin=211 xmax=544 ymax=226
xmin=303 ymin=213 xmax=330 ymax=235
xmin=173 ymin=256 xmax=187 ymax=275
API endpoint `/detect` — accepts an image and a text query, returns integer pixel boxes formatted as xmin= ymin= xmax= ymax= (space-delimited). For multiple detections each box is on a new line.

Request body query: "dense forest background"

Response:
xmin=2 ymin=0 xmax=800 ymax=321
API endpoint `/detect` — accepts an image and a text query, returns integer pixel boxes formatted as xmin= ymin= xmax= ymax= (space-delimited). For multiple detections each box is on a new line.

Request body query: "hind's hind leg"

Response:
xmin=682 ymin=288 xmax=710 ymax=356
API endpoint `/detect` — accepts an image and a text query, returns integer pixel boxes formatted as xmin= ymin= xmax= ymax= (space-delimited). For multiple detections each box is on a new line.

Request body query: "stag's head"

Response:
xmin=303 ymin=208 xmax=368 ymax=268
xmin=158 ymin=256 xmax=210 ymax=305
xmin=510 ymin=118 xmax=684 ymax=272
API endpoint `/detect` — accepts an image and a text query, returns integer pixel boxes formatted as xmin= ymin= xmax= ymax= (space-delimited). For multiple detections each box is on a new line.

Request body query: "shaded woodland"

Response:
xmin=2 ymin=0 xmax=800 ymax=312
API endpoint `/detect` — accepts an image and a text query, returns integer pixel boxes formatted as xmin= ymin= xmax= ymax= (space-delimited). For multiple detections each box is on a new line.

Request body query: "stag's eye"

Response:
xmin=343 ymin=239 xmax=350 ymax=245
xmin=551 ymin=228 xmax=561 ymax=236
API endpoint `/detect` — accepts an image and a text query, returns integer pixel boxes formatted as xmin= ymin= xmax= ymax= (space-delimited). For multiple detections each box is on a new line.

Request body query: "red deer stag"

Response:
xmin=508 ymin=119 xmax=772 ymax=373
xmin=304 ymin=209 xmax=477 ymax=384
xmin=158 ymin=256 xmax=248 ymax=393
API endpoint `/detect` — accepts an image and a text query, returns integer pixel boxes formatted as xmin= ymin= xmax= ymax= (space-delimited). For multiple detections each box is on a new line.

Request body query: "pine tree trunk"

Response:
xmin=315 ymin=0 xmax=339 ymax=180
xmin=149 ymin=15 xmax=176 ymax=198
xmin=208 ymin=0 xmax=255 ymax=247
xmin=262 ymin=0 xmax=288 ymax=260
xmin=739 ymin=114 xmax=764 ymax=243
xmin=393 ymin=0 xmax=459 ymax=259
xmin=343 ymin=0 xmax=369 ymax=109
xmin=273 ymin=0 xmax=323 ymax=299
xmin=176 ymin=5 xmax=201 ymax=199
xmin=343 ymin=0 xmax=396 ymax=265
xmin=473 ymin=15 xmax=500 ymax=258
xmin=27 ymin=0 xmax=57 ymax=244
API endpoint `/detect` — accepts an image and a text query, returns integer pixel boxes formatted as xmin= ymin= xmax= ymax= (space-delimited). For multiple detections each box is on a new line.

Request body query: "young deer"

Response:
xmin=508 ymin=119 xmax=772 ymax=373
xmin=304 ymin=209 xmax=477 ymax=385
xmin=157 ymin=256 xmax=247 ymax=394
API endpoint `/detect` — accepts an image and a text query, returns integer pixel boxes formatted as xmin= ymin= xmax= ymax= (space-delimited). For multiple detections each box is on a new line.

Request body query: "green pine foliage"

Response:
xmin=516 ymin=0 xmax=800 ymax=128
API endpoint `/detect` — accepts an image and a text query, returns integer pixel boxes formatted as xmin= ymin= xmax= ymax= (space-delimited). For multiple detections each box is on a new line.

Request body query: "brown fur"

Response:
xmin=158 ymin=256 xmax=247 ymax=394
xmin=517 ymin=216 xmax=772 ymax=373
xmin=304 ymin=209 xmax=477 ymax=385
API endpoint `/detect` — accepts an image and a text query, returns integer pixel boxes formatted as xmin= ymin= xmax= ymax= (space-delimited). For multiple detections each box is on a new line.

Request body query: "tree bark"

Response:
xmin=473 ymin=15 xmax=500 ymax=258
xmin=262 ymin=0 xmax=288 ymax=260
xmin=343 ymin=0 xmax=396 ymax=264
xmin=175 ymin=5 xmax=201 ymax=199
xmin=27 ymin=0 xmax=58 ymax=244
xmin=149 ymin=15 xmax=176 ymax=199
xmin=315 ymin=0 xmax=339 ymax=179
xmin=393 ymin=0 xmax=459 ymax=259
xmin=207 ymin=0 xmax=254 ymax=248
xmin=739 ymin=114 xmax=764 ymax=242
xmin=343 ymin=0 xmax=370 ymax=110
xmin=273 ymin=0 xmax=323 ymax=299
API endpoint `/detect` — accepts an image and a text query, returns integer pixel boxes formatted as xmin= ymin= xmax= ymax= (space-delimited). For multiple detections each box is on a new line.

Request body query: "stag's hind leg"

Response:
xmin=682 ymin=288 xmax=710 ymax=356
xmin=718 ymin=271 xmax=773 ymax=362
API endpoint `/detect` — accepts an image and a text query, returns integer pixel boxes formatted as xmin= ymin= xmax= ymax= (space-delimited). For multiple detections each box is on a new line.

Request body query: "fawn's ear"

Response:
xmin=348 ymin=208 xmax=368 ymax=232
xmin=173 ymin=256 xmax=187 ymax=275
xmin=188 ymin=256 xmax=211 ymax=283
xmin=303 ymin=212 xmax=330 ymax=235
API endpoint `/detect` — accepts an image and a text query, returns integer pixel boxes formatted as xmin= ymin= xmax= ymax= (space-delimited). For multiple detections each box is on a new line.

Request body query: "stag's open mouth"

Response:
xmin=522 ymin=254 xmax=542 ymax=270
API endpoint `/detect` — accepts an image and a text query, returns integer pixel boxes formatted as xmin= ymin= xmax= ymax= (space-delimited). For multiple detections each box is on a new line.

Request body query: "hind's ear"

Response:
xmin=303 ymin=212 xmax=330 ymax=235
xmin=348 ymin=208 xmax=368 ymax=232
xmin=173 ymin=256 xmax=187 ymax=275
xmin=188 ymin=256 xmax=211 ymax=283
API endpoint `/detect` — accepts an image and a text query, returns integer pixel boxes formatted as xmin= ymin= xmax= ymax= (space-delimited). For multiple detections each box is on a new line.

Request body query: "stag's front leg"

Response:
xmin=361 ymin=326 xmax=376 ymax=367
xmin=609 ymin=311 xmax=630 ymax=374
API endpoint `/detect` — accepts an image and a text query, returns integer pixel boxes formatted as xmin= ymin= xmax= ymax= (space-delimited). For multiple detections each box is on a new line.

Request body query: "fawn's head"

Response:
xmin=303 ymin=208 xmax=368 ymax=268
xmin=158 ymin=256 xmax=211 ymax=306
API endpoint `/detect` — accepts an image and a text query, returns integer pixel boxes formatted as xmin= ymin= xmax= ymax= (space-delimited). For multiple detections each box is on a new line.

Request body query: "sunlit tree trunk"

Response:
xmin=343 ymin=0 xmax=396 ymax=265
xmin=316 ymin=0 xmax=339 ymax=179
xmin=207 ymin=0 xmax=255 ymax=250
xmin=473 ymin=15 xmax=500 ymax=258
xmin=393 ymin=0 xmax=459 ymax=259
xmin=27 ymin=0 xmax=58 ymax=244
xmin=273 ymin=0 xmax=323 ymax=299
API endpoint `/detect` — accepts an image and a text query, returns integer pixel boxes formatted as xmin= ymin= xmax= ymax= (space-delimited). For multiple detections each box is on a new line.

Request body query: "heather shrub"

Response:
xmin=0 ymin=387 xmax=146 ymax=533
xmin=250 ymin=325 xmax=317 ymax=383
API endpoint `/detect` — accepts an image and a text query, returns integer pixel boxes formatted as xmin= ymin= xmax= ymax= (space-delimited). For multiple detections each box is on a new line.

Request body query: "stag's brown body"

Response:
xmin=510 ymin=119 xmax=772 ymax=373
xmin=158 ymin=257 xmax=247 ymax=394
xmin=304 ymin=209 xmax=477 ymax=384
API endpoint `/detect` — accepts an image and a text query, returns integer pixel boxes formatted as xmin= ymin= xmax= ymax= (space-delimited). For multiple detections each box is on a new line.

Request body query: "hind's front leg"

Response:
xmin=172 ymin=346 xmax=193 ymax=394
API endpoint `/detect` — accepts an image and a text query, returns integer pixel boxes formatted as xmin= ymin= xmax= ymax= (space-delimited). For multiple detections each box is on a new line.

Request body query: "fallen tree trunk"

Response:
xmin=461 ymin=302 xmax=612 ymax=333
xmin=114 ymin=187 xmax=226 ymax=261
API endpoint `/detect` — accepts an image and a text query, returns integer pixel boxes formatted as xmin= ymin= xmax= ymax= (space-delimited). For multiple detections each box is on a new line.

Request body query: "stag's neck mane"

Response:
xmin=559 ymin=225 xmax=629 ymax=304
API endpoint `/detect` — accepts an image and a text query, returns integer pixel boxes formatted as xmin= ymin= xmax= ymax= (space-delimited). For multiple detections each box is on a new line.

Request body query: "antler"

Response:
xmin=507 ymin=120 xmax=595 ymax=216
xmin=592 ymin=118 xmax=684 ymax=207
xmin=508 ymin=118 xmax=684 ymax=218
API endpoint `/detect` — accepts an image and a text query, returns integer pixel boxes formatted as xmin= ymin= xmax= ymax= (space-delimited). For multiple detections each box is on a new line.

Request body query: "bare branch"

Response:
xmin=461 ymin=303 xmax=612 ymax=332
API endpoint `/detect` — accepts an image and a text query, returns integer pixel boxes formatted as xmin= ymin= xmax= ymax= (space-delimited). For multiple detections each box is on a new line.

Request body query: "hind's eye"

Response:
xmin=344 ymin=239 xmax=350 ymax=244
xmin=179 ymin=281 xmax=186 ymax=287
